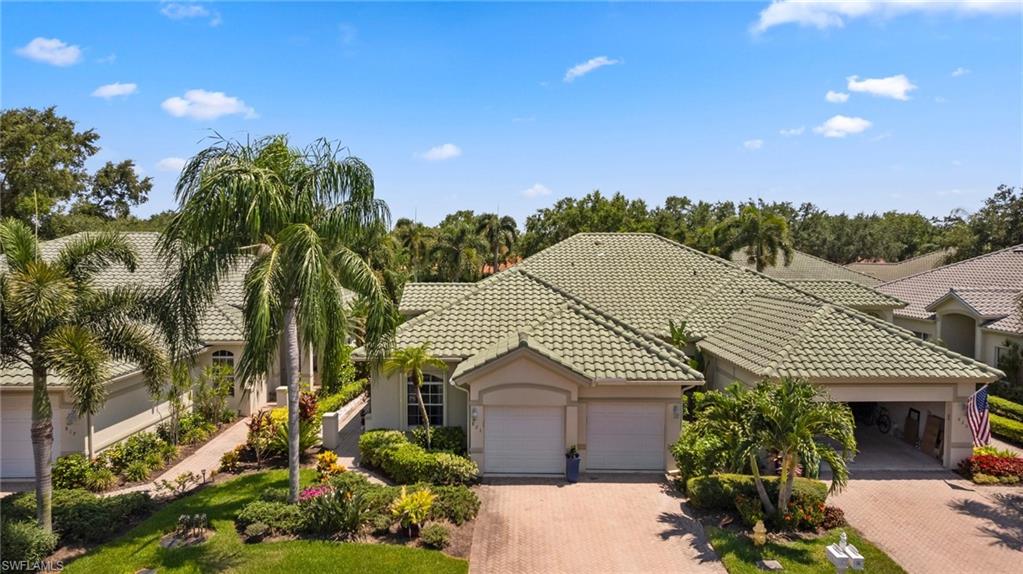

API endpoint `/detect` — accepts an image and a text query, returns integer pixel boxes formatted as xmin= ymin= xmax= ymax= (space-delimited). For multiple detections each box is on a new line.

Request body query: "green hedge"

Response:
xmin=991 ymin=413 xmax=1023 ymax=447
xmin=409 ymin=426 xmax=467 ymax=455
xmin=358 ymin=430 xmax=478 ymax=485
xmin=317 ymin=380 xmax=367 ymax=415
xmin=235 ymin=501 xmax=306 ymax=535
xmin=990 ymin=396 xmax=1023 ymax=423
xmin=0 ymin=489 xmax=155 ymax=546
xmin=686 ymin=473 xmax=828 ymax=512
xmin=0 ymin=520 xmax=58 ymax=573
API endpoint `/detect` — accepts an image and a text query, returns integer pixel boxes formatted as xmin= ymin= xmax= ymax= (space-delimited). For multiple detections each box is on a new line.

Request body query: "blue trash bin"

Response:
xmin=565 ymin=453 xmax=581 ymax=482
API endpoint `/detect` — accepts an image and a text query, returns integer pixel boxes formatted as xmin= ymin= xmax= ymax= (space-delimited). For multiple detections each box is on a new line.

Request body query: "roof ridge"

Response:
xmin=952 ymin=287 xmax=1022 ymax=294
xmin=880 ymin=243 xmax=1023 ymax=287
xmin=848 ymin=248 xmax=951 ymax=267
xmin=763 ymin=303 xmax=832 ymax=378
xmin=786 ymin=278 xmax=908 ymax=307
xmin=784 ymin=248 xmax=884 ymax=285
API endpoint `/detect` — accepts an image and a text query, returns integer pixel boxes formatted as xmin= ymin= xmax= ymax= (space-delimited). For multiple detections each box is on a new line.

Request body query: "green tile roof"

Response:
xmin=700 ymin=295 xmax=1001 ymax=382
xmin=387 ymin=233 xmax=1001 ymax=385
xmin=399 ymin=282 xmax=476 ymax=315
xmin=451 ymin=300 xmax=702 ymax=383
xmin=846 ymin=249 xmax=953 ymax=282
xmin=1 ymin=232 xmax=246 ymax=387
xmin=785 ymin=280 xmax=907 ymax=310
xmin=729 ymin=250 xmax=882 ymax=286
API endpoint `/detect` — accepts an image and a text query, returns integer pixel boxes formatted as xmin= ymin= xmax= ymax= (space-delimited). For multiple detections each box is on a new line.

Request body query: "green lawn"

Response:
xmin=64 ymin=469 xmax=467 ymax=574
xmin=706 ymin=526 xmax=905 ymax=574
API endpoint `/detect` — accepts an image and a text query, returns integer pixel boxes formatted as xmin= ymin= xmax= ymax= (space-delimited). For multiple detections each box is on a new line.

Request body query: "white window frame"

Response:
xmin=406 ymin=372 xmax=445 ymax=428
xmin=212 ymin=350 xmax=236 ymax=396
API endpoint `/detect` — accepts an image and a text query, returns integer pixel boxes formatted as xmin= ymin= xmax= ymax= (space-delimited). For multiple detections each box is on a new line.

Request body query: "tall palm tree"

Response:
xmin=714 ymin=203 xmax=795 ymax=272
xmin=382 ymin=344 xmax=446 ymax=450
xmin=393 ymin=218 xmax=430 ymax=279
xmin=476 ymin=213 xmax=518 ymax=275
xmin=158 ymin=135 xmax=395 ymax=503
xmin=430 ymin=221 xmax=485 ymax=282
xmin=0 ymin=220 xmax=168 ymax=532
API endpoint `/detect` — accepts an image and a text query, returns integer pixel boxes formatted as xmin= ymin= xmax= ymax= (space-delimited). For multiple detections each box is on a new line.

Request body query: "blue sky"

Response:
xmin=3 ymin=1 xmax=1021 ymax=226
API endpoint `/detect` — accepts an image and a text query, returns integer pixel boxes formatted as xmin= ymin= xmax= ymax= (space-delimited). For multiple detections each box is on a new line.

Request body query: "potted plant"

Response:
xmin=565 ymin=445 xmax=580 ymax=483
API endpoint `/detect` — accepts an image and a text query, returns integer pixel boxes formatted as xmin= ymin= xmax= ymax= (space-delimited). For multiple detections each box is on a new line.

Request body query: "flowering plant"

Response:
xmin=959 ymin=454 xmax=1023 ymax=479
xmin=299 ymin=484 xmax=332 ymax=502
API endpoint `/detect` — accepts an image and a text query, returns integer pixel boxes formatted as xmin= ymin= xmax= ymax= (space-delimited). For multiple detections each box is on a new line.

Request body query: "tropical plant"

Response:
xmin=158 ymin=135 xmax=396 ymax=503
xmin=392 ymin=218 xmax=431 ymax=279
xmin=476 ymin=213 xmax=518 ymax=275
xmin=382 ymin=345 xmax=447 ymax=450
xmin=429 ymin=221 xmax=485 ymax=281
xmin=390 ymin=486 xmax=435 ymax=536
xmin=713 ymin=203 xmax=795 ymax=272
xmin=0 ymin=220 xmax=168 ymax=532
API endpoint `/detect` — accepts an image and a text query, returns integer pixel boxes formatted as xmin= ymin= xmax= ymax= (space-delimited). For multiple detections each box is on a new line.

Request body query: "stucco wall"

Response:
xmin=367 ymin=361 xmax=460 ymax=430
xmin=981 ymin=331 xmax=1022 ymax=371
xmin=939 ymin=313 xmax=977 ymax=358
xmin=892 ymin=316 xmax=938 ymax=340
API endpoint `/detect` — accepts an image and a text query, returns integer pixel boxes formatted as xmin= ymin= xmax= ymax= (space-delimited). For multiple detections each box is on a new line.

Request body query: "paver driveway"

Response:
xmin=469 ymin=474 xmax=725 ymax=574
xmin=832 ymin=470 xmax=1023 ymax=574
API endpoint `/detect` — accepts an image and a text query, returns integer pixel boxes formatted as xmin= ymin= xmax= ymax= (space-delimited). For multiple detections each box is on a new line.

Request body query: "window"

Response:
xmin=407 ymin=373 xmax=444 ymax=427
xmin=996 ymin=346 xmax=1013 ymax=366
xmin=212 ymin=350 xmax=236 ymax=396
xmin=911 ymin=331 xmax=931 ymax=342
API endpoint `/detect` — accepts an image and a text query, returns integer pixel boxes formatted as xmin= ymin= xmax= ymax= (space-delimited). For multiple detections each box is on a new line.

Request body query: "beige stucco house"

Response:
xmin=369 ymin=233 xmax=1001 ymax=475
xmin=876 ymin=244 xmax=1023 ymax=372
xmin=0 ymin=233 xmax=283 ymax=480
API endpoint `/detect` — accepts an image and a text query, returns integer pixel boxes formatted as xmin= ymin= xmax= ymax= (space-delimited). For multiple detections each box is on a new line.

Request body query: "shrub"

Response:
xmin=317 ymin=379 xmax=367 ymax=415
xmin=974 ymin=445 xmax=1019 ymax=458
xmin=779 ymin=496 xmax=826 ymax=531
xmin=220 ymin=447 xmax=243 ymax=473
xmin=328 ymin=472 xmax=373 ymax=492
xmin=192 ymin=364 xmax=234 ymax=424
xmin=991 ymin=414 xmax=1023 ymax=447
xmin=247 ymin=409 xmax=275 ymax=466
xmin=53 ymin=453 xmax=94 ymax=490
xmin=299 ymin=392 xmax=319 ymax=421
xmin=958 ymin=453 xmax=1023 ymax=479
xmin=409 ymin=426 xmax=467 ymax=454
xmin=821 ymin=506 xmax=847 ymax=529
xmin=236 ymin=501 xmax=305 ymax=535
xmin=733 ymin=495 xmax=764 ymax=527
xmin=1 ymin=489 xmax=155 ymax=546
xmin=990 ymin=396 xmax=1023 ymax=423
xmin=370 ymin=513 xmax=394 ymax=534
xmin=683 ymin=474 xmax=826 ymax=515
xmin=391 ymin=486 xmax=435 ymax=535
xmin=0 ymin=521 xmax=58 ymax=572
xmin=420 ymin=523 xmax=451 ymax=549
xmin=243 ymin=522 xmax=270 ymax=542
xmin=670 ymin=426 xmax=729 ymax=492
xmin=84 ymin=466 xmax=117 ymax=492
xmin=268 ymin=414 xmax=319 ymax=456
xmin=316 ymin=450 xmax=346 ymax=481
xmin=300 ymin=485 xmax=372 ymax=540
xmin=260 ymin=488 xmax=291 ymax=503
xmin=428 ymin=485 xmax=481 ymax=525
xmin=359 ymin=430 xmax=479 ymax=485
xmin=122 ymin=460 xmax=152 ymax=482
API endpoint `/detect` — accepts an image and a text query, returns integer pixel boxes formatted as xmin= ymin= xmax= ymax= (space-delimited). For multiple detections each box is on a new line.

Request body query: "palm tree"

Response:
xmin=382 ymin=344 xmax=446 ymax=450
xmin=429 ymin=221 xmax=485 ymax=282
xmin=0 ymin=220 xmax=168 ymax=532
xmin=158 ymin=135 xmax=395 ymax=503
xmin=749 ymin=378 xmax=856 ymax=515
xmin=714 ymin=203 xmax=794 ymax=272
xmin=393 ymin=218 xmax=431 ymax=279
xmin=476 ymin=213 xmax=518 ymax=275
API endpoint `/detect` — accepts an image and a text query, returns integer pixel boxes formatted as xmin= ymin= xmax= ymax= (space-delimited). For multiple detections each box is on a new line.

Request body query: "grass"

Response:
xmin=63 ymin=469 xmax=467 ymax=574
xmin=706 ymin=526 xmax=906 ymax=574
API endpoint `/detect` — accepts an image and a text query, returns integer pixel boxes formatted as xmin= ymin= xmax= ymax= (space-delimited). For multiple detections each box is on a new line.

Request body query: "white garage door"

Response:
xmin=484 ymin=406 xmax=564 ymax=474
xmin=587 ymin=402 xmax=665 ymax=470
xmin=2 ymin=396 xmax=43 ymax=478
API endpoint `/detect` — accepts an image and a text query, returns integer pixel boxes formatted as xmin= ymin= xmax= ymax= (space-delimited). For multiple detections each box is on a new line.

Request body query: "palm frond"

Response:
xmin=94 ymin=322 xmax=169 ymax=396
xmin=55 ymin=231 xmax=138 ymax=284
xmin=0 ymin=218 xmax=40 ymax=272
xmin=43 ymin=325 xmax=110 ymax=417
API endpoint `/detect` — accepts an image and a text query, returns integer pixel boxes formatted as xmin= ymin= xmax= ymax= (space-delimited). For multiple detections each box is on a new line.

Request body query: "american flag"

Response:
xmin=967 ymin=386 xmax=991 ymax=447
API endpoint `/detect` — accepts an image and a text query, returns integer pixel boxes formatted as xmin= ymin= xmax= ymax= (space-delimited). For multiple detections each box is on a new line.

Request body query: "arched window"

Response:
xmin=407 ymin=373 xmax=443 ymax=427
xmin=212 ymin=350 xmax=236 ymax=396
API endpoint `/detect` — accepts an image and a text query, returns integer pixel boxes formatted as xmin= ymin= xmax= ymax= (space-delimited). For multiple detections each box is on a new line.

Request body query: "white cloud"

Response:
xmin=753 ymin=1 xmax=1020 ymax=33
xmin=825 ymin=90 xmax=849 ymax=103
xmin=743 ymin=139 xmax=764 ymax=150
xmin=162 ymin=89 xmax=256 ymax=120
xmin=813 ymin=115 xmax=872 ymax=138
xmin=847 ymin=74 xmax=917 ymax=100
xmin=779 ymin=126 xmax=805 ymax=137
xmin=521 ymin=183 xmax=553 ymax=198
xmin=15 ymin=37 xmax=82 ymax=66
xmin=157 ymin=157 xmax=187 ymax=172
xmin=419 ymin=143 xmax=462 ymax=161
xmin=92 ymin=82 xmax=138 ymax=99
xmin=160 ymin=2 xmax=221 ymax=26
xmin=564 ymin=56 xmax=620 ymax=82
xmin=951 ymin=66 xmax=971 ymax=77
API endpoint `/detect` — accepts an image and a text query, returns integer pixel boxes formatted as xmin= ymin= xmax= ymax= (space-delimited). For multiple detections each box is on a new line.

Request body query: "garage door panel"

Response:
xmin=587 ymin=403 xmax=664 ymax=470
xmin=2 ymin=396 xmax=43 ymax=478
xmin=485 ymin=406 xmax=564 ymax=474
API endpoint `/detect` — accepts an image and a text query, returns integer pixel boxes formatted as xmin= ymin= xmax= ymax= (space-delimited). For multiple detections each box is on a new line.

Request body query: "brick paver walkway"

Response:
xmin=832 ymin=471 xmax=1023 ymax=574
xmin=469 ymin=475 xmax=725 ymax=574
xmin=110 ymin=415 xmax=252 ymax=495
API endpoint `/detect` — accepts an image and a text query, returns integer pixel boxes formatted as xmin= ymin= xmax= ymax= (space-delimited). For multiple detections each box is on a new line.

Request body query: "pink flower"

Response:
xmin=299 ymin=485 xmax=332 ymax=502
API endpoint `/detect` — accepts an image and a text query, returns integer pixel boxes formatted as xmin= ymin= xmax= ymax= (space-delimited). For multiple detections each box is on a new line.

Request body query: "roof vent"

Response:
xmin=1014 ymin=247 xmax=1023 ymax=253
